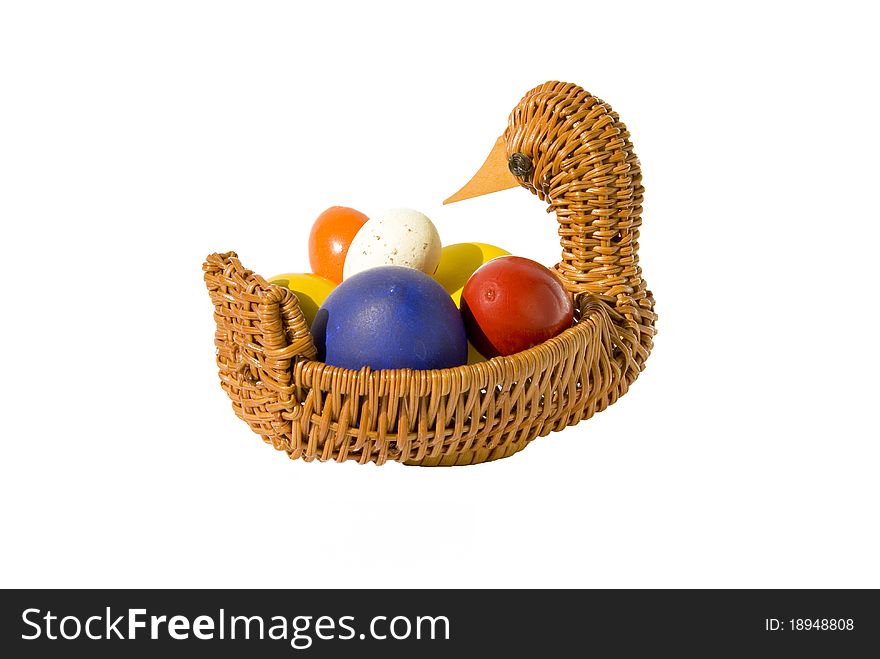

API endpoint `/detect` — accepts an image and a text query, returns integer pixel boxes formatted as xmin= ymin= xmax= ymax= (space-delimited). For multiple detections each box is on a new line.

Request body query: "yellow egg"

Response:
xmin=467 ymin=341 xmax=489 ymax=364
xmin=432 ymin=242 xmax=510 ymax=307
xmin=268 ymin=273 xmax=336 ymax=327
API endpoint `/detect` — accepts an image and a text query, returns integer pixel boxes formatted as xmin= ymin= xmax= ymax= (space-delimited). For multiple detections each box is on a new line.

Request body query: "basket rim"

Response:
xmin=286 ymin=291 xmax=614 ymax=388
xmin=205 ymin=250 xmax=625 ymax=395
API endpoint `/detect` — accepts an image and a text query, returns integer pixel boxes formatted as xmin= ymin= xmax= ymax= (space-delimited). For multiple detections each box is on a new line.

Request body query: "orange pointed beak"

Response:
xmin=443 ymin=135 xmax=519 ymax=205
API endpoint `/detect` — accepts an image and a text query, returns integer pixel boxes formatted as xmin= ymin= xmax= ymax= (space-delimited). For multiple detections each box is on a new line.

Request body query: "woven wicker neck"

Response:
xmin=505 ymin=81 xmax=645 ymax=302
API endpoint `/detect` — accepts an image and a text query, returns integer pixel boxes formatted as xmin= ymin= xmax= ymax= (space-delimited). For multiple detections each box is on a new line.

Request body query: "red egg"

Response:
xmin=460 ymin=256 xmax=574 ymax=357
xmin=308 ymin=206 xmax=369 ymax=283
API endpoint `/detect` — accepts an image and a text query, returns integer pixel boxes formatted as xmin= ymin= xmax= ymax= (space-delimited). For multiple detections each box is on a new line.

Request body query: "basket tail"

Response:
xmin=203 ymin=251 xmax=317 ymax=448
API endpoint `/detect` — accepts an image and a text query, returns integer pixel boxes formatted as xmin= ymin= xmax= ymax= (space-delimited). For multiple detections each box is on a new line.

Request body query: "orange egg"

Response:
xmin=308 ymin=206 xmax=368 ymax=283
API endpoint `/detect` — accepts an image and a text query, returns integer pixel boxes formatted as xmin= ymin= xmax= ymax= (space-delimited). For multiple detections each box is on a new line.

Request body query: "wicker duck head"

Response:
xmin=204 ymin=81 xmax=655 ymax=467
xmin=446 ymin=81 xmax=650 ymax=303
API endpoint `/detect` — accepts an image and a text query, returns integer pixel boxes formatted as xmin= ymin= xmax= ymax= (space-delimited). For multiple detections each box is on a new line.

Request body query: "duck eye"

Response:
xmin=508 ymin=153 xmax=532 ymax=178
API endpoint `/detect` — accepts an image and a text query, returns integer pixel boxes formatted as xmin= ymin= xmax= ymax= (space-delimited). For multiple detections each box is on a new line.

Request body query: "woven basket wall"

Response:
xmin=204 ymin=81 xmax=656 ymax=466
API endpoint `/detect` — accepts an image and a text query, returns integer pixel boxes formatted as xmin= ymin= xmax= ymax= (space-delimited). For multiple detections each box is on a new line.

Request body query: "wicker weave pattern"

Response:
xmin=507 ymin=81 xmax=655 ymax=366
xmin=204 ymin=81 xmax=655 ymax=466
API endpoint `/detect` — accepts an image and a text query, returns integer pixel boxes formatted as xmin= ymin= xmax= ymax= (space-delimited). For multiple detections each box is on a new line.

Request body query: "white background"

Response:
xmin=1 ymin=1 xmax=878 ymax=589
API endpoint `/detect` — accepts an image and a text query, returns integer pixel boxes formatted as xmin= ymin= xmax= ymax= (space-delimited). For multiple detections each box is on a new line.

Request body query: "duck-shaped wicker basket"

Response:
xmin=204 ymin=81 xmax=656 ymax=466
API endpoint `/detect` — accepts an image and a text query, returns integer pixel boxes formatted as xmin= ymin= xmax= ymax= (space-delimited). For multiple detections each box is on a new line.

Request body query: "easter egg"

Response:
xmin=460 ymin=256 xmax=574 ymax=358
xmin=311 ymin=266 xmax=467 ymax=371
xmin=268 ymin=273 xmax=336 ymax=328
xmin=467 ymin=342 xmax=489 ymax=365
xmin=342 ymin=208 xmax=442 ymax=280
xmin=432 ymin=242 xmax=510 ymax=307
xmin=308 ymin=206 xmax=369 ymax=283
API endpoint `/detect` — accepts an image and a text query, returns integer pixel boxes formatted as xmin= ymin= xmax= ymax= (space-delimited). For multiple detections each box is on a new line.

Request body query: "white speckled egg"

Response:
xmin=342 ymin=208 xmax=442 ymax=279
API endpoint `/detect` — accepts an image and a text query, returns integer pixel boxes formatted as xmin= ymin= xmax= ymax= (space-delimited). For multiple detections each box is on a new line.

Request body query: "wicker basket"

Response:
xmin=203 ymin=81 xmax=656 ymax=466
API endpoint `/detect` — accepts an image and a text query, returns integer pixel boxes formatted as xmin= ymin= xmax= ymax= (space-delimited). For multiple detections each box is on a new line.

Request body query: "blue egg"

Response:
xmin=311 ymin=266 xmax=468 ymax=370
